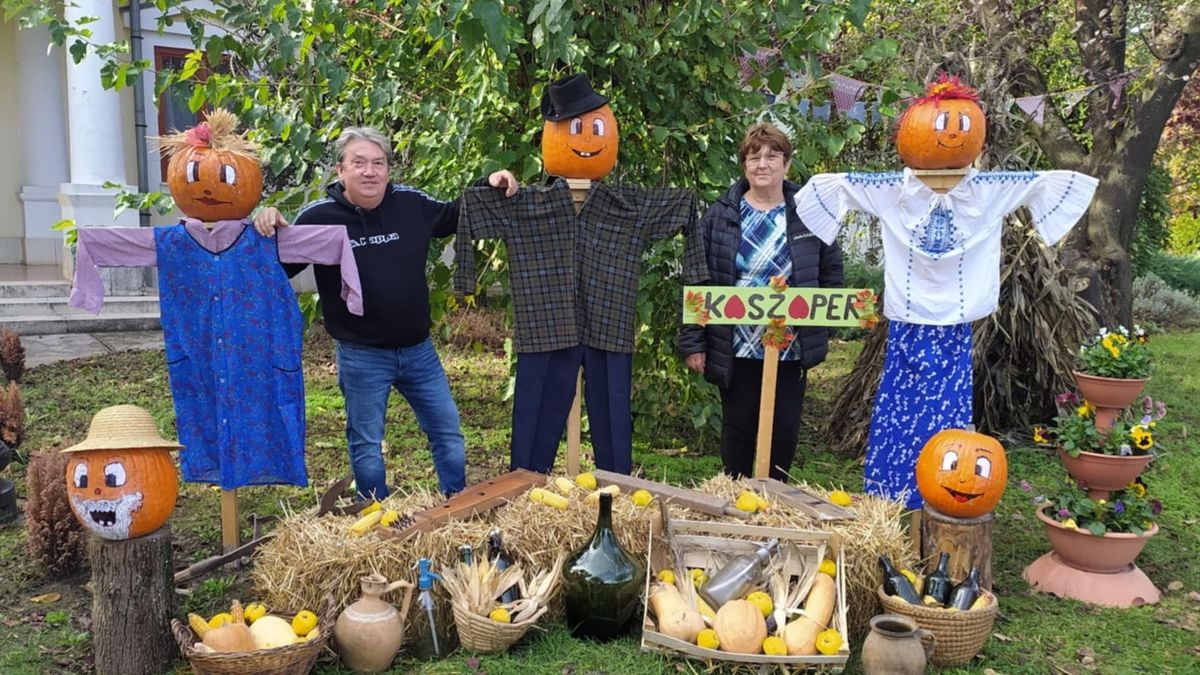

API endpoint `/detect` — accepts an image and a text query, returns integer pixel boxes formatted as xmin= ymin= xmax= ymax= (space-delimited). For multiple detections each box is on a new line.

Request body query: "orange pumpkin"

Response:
xmin=542 ymin=104 xmax=619 ymax=180
xmin=157 ymin=108 xmax=263 ymax=221
xmin=895 ymin=75 xmax=986 ymax=170
xmin=915 ymin=427 xmax=1007 ymax=518
xmin=65 ymin=448 xmax=178 ymax=540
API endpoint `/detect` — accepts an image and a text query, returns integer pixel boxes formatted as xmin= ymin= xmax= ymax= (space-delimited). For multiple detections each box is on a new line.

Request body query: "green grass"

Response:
xmin=3 ymin=328 xmax=1200 ymax=673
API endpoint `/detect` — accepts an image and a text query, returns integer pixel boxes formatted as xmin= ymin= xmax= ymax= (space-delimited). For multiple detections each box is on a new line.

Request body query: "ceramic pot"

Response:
xmin=1036 ymin=505 xmax=1157 ymax=574
xmin=861 ymin=614 xmax=935 ymax=675
xmin=1072 ymin=371 xmax=1148 ymax=430
xmin=334 ymin=573 xmax=415 ymax=673
xmin=1057 ymin=448 xmax=1154 ymax=499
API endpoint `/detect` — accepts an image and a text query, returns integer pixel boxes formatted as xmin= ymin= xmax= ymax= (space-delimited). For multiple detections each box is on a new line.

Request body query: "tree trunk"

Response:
xmin=89 ymin=526 xmax=178 ymax=675
xmin=920 ymin=506 xmax=993 ymax=591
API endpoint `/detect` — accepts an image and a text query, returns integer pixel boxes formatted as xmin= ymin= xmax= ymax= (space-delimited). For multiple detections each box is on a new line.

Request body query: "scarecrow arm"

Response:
xmin=276 ymin=225 xmax=365 ymax=316
xmin=68 ymin=227 xmax=158 ymax=314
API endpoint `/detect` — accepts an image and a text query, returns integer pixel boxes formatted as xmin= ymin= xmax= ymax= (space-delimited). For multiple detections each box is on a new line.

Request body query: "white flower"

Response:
xmin=1118 ymin=325 xmax=1130 ymax=336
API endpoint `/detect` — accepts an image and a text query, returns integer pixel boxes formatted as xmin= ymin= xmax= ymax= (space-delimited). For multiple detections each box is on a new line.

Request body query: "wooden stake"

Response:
xmin=220 ymin=488 xmax=238 ymax=553
xmin=754 ymin=344 xmax=780 ymax=478
xmin=911 ymin=167 xmax=970 ymax=194
xmin=565 ymin=178 xmax=591 ymax=476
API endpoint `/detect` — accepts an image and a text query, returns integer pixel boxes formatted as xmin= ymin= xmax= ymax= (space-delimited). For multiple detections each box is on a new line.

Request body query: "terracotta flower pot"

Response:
xmin=1072 ymin=371 xmax=1148 ymax=431
xmin=1036 ymin=505 xmax=1157 ymax=574
xmin=1057 ymin=448 xmax=1154 ymax=499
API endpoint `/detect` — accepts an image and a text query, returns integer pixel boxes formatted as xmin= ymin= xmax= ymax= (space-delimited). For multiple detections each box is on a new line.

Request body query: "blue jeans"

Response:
xmin=335 ymin=338 xmax=466 ymax=499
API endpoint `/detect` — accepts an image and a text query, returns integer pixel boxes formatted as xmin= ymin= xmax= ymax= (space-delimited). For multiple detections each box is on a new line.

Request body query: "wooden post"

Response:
xmin=220 ymin=488 xmax=238 ymax=553
xmin=89 ymin=526 xmax=178 ymax=675
xmin=564 ymin=178 xmax=591 ymax=476
xmin=911 ymin=167 xmax=970 ymax=194
xmin=754 ymin=344 xmax=780 ymax=478
xmin=920 ymin=505 xmax=994 ymax=590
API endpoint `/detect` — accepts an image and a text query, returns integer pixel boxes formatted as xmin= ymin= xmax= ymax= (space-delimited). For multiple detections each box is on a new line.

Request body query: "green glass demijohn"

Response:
xmin=562 ymin=490 xmax=646 ymax=640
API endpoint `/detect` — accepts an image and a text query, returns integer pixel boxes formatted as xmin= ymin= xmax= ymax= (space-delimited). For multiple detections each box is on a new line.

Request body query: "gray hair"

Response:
xmin=334 ymin=127 xmax=392 ymax=164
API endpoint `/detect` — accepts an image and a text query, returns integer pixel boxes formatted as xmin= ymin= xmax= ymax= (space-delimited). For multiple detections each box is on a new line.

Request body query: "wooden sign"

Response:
xmin=682 ymin=284 xmax=879 ymax=478
xmin=682 ymin=286 xmax=873 ymax=327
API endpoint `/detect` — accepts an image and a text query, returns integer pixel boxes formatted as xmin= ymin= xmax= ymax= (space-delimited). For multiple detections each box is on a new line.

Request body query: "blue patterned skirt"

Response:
xmin=865 ymin=320 xmax=973 ymax=509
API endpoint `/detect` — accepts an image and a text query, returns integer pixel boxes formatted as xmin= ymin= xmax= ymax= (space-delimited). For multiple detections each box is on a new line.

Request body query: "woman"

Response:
xmin=679 ymin=122 xmax=844 ymax=480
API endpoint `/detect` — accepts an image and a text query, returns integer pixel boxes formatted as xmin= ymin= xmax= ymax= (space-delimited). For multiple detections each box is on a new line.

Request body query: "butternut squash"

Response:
xmin=647 ymin=582 xmax=706 ymax=643
xmin=713 ymin=599 xmax=767 ymax=654
xmin=783 ymin=572 xmax=836 ymax=655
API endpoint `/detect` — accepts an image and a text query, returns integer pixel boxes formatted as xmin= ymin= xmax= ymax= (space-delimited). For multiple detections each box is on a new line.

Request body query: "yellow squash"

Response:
xmin=783 ymin=573 xmax=836 ymax=655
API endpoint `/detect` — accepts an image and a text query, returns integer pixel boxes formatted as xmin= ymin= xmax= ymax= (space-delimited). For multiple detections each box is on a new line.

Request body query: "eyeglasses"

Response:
xmin=745 ymin=152 xmax=786 ymax=166
xmin=345 ymin=159 xmax=388 ymax=172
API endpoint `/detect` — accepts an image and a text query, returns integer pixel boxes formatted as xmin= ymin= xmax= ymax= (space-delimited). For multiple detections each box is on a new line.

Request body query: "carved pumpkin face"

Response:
xmin=896 ymin=76 xmax=986 ymax=170
xmin=915 ymin=428 xmax=1007 ymax=518
xmin=541 ymin=104 xmax=619 ymax=180
xmin=65 ymin=448 xmax=178 ymax=540
xmin=166 ymin=146 xmax=263 ymax=221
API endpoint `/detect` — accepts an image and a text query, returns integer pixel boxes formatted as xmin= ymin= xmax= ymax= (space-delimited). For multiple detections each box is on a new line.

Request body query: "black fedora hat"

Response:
xmin=540 ymin=74 xmax=610 ymax=121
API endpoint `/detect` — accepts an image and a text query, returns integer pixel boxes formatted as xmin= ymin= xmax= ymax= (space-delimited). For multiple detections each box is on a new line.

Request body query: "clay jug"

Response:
xmin=861 ymin=614 xmax=936 ymax=675
xmin=334 ymin=573 xmax=415 ymax=673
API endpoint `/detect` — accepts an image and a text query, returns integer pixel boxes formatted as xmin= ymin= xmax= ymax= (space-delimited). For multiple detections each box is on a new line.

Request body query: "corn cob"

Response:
xmin=359 ymin=501 xmax=382 ymax=516
xmin=188 ymin=613 xmax=212 ymax=638
xmin=380 ymin=509 xmax=401 ymax=527
xmin=553 ymin=477 xmax=576 ymax=495
xmin=529 ymin=487 xmax=570 ymax=510
xmin=585 ymin=484 xmax=621 ymax=504
xmin=350 ymin=510 xmax=383 ymax=535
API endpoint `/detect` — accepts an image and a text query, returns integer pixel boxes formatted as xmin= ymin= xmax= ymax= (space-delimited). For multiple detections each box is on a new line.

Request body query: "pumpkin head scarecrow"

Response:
xmin=541 ymin=74 xmax=620 ymax=180
xmin=895 ymin=75 xmax=986 ymax=170
xmin=62 ymin=405 xmax=181 ymax=540
xmin=915 ymin=427 xmax=1008 ymax=518
xmin=156 ymin=108 xmax=263 ymax=222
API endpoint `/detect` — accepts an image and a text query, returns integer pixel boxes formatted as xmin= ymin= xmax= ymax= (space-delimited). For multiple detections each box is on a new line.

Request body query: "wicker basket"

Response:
xmin=451 ymin=603 xmax=548 ymax=654
xmin=876 ymin=586 xmax=997 ymax=666
xmin=171 ymin=597 xmax=336 ymax=675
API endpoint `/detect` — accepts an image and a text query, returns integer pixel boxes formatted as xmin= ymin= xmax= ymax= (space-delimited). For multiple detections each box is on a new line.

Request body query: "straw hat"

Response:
xmin=62 ymin=404 xmax=183 ymax=453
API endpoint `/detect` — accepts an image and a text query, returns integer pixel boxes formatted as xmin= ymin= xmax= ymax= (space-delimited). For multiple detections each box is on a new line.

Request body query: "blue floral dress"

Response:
xmin=155 ymin=223 xmax=307 ymax=488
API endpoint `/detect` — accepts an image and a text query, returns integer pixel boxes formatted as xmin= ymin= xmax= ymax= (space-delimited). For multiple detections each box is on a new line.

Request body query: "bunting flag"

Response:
xmin=812 ymin=101 xmax=832 ymax=122
xmin=738 ymin=47 xmax=780 ymax=85
xmin=797 ymin=98 xmax=811 ymax=118
xmin=1059 ymin=86 xmax=1095 ymax=116
xmin=1109 ymin=73 xmax=1132 ymax=108
xmin=847 ymin=101 xmax=867 ymax=123
xmin=829 ymin=73 xmax=869 ymax=112
xmin=1015 ymin=94 xmax=1047 ymax=125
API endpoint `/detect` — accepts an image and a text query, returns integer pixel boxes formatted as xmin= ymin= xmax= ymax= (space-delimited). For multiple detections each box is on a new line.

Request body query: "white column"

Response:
xmin=58 ymin=0 xmax=147 ymax=293
xmin=16 ymin=25 xmax=71 ymax=266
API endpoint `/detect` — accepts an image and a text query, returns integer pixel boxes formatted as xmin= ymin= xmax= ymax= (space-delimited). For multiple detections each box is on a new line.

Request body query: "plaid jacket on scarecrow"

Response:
xmin=455 ymin=179 xmax=707 ymax=353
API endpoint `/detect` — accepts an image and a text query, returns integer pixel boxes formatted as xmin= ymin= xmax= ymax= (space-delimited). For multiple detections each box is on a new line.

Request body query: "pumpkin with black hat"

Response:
xmin=541 ymin=73 xmax=620 ymax=180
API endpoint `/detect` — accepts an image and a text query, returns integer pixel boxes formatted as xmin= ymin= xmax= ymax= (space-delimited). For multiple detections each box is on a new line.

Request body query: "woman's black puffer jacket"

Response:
xmin=677 ymin=178 xmax=844 ymax=388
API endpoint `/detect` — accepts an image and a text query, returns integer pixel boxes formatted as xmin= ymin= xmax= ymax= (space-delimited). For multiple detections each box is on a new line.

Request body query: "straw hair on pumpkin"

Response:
xmin=151 ymin=108 xmax=260 ymax=160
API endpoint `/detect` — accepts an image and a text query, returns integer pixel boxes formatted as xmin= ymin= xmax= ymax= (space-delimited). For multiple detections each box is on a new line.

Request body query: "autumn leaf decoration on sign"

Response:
xmin=852 ymin=289 xmax=880 ymax=329
xmin=684 ymin=290 xmax=710 ymax=326
xmin=762 ymin=276 xmax=795 ymax=351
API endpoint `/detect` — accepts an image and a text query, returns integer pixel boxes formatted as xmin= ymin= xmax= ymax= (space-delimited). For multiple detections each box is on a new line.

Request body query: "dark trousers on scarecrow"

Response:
xmin=511 ymin=346 xmax=632 ymax=475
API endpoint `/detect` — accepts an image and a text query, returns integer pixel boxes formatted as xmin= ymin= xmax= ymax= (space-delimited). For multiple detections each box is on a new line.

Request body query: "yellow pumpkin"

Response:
xmin=542 ymin=104 xmax=619 ymax=180
xmin=713 ymin=599 xmax=767 ymax=654
xmin=896 ymin=75 xmax=986 ymax=170
xmin=65 ymin=447 xmax=178 ymax=540
xmin=915 ymin=427 xmax=1008 ymax=518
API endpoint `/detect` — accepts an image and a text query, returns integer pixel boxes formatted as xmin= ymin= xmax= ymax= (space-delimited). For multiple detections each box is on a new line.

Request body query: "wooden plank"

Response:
xmin=750 ymin=477 xmax=857 ymax=521
xmin=566 ymin=370 xmax=582 ymax=476
xmin=378 ymin=469 xmax=545 ymax=541
xmin=592 ymin=469 xmax=749 ymax=519
xmin=220 ymin=489 xmax=239 ymax=553
xmin=754 ymin=344 xmax=780 ymax=478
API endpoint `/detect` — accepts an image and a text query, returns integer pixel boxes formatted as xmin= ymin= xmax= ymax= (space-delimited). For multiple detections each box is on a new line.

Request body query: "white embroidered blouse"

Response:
xmin=793 ymin=168 xmax=1098 ymax=325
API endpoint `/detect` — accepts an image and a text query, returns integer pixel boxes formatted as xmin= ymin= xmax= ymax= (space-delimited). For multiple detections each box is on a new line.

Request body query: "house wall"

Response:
xmin=0 ymin=22 xmax=25 ymax=251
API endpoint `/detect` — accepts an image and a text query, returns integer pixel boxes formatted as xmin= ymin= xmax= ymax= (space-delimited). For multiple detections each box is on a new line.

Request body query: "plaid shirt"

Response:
xmin=734 ymin=198 xmax=802 ymax=360
xmin=455 ymin=179 xmax=706 ymax=353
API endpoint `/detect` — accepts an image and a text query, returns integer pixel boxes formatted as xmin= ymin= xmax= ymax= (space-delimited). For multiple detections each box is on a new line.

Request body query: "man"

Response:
xmin=254 ymin=127 xmax=517 ymax=499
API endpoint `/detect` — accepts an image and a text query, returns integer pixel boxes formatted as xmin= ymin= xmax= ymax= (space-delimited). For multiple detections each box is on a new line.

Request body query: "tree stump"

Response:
xmin=920 ymin=506 xmax=993 ymax=590
xmin=89 ymin=526 xmax=178 ymax=675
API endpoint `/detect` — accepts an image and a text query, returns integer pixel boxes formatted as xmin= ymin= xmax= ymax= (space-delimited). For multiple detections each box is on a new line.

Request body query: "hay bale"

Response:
xmin=251 ymin=476 xmax=912 ymax=647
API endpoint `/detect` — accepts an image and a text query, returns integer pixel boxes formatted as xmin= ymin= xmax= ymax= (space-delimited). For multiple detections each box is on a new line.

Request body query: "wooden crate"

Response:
xmin=640 ymin=516 xmax=849 ymax=671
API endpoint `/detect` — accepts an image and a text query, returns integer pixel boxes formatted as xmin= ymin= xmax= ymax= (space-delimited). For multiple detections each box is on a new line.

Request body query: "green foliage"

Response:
xmin=1133 ymin=273 xmax=1200 ymax=330
xmin=1131 ymin=165 xmax=1174 ymax=276
xmin=297 ymin=292 xmax=321 ymax=333
xmin=1146 ymin=251 xmax=1200 ymax=296
xmin=1169 ymin=212 xmax=1200 ymax=253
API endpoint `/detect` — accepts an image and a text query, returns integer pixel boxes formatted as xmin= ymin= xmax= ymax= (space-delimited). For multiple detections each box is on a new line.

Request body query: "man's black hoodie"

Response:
xmin=288 ymin=181 xmax=464 ymax=349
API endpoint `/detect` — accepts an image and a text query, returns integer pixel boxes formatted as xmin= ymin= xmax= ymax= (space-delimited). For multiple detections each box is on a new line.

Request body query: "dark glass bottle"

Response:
xmin=562 ymin=491 xmax=646 ymax=641
xmin=487 ymin=529 xmax=520 ymax=604
xmin=879 ymin=555 xmax=921 ymax=604
xmin=459 ymin=544 xmax=474 ymax=565
xmin=922 ymin=552 xmax=953 ymax=607
xmin=948 ymin=566 xmax=982 ymax=610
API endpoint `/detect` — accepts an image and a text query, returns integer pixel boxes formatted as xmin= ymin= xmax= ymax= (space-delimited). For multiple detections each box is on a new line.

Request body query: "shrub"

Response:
xmin=1170 ymin=211 xmax=1200 ymax=254
xmin=0 ymin=329 xmax=24 ymax=383
xmin=1132 ymin=273 xmax=1200 ymax=330
xmin=0 ymin=383 xmax=24 ymax=448
xmin=25 ymin=451 xmax=86 ymax=578
xmin=1145 ymin=251 xmax=1200 ymax=296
